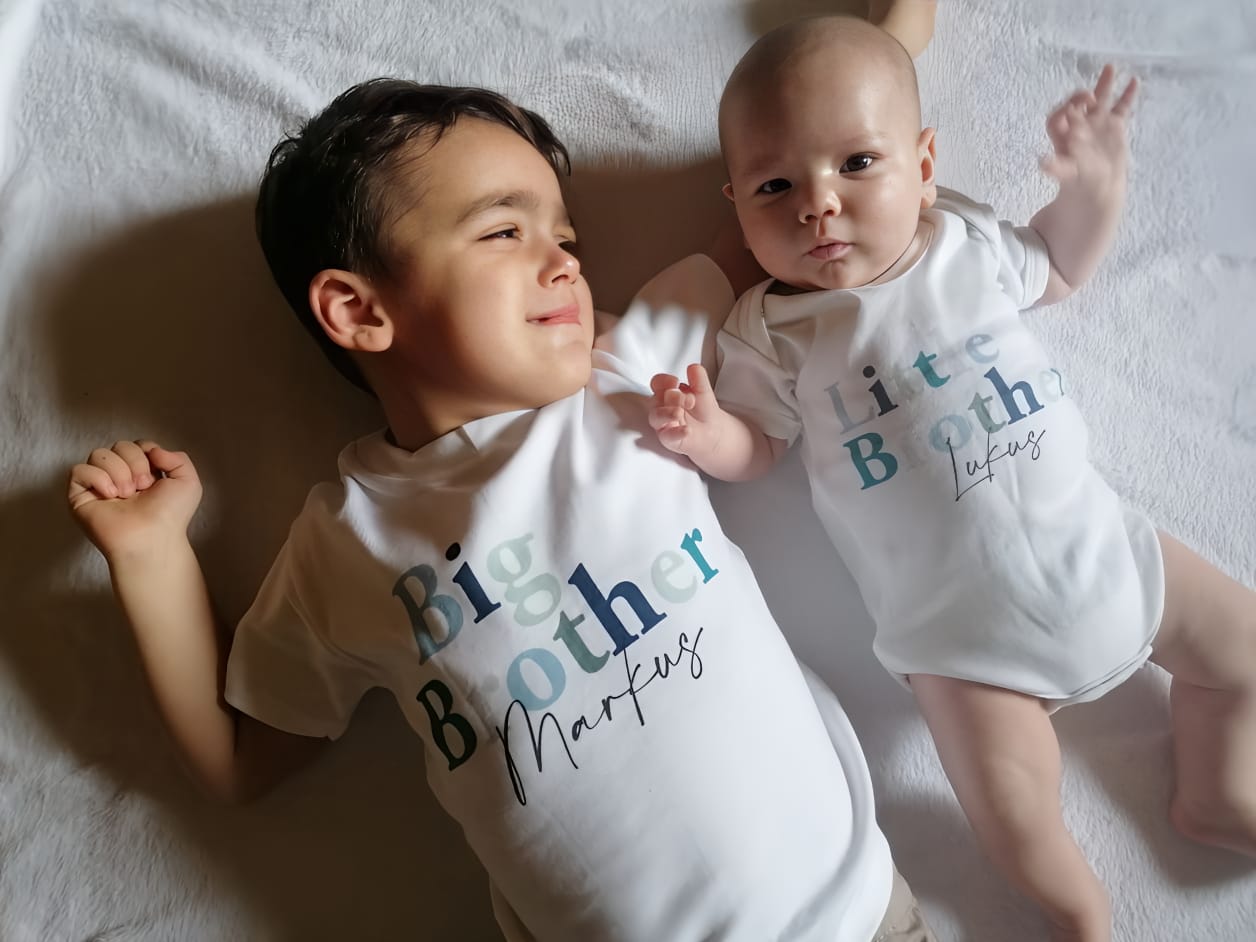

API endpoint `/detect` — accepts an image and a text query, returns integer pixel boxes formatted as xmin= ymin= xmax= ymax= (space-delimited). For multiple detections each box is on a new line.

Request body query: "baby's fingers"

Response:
xmin=649 ymin=404 xmax=688 ymax=432
xmin=650 ymin=373 xmax=681 ymax=397
xmin=1045 ymin=106 xmax=1076 ymax=155
xmin=683 ymin=364 xmax=713 ymax=398
xmin=662 ymin=387 xmax=696 ymax=413
xmin=1093 ymin=64 xmax=1137 ymax=118
xmin=1110 ymin=76 xmax=1138 ymax=118
xmin=1067 ymin=89 xmax=1097 ymax=114
xmin=1093 ymin=64 xmax=1117 ymax=105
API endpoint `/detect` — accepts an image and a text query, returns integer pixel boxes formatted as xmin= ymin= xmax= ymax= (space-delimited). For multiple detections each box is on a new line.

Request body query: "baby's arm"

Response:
xmin=67 ymin=441 xmax=325 ymax=802
xmin=1030 ymin=65 xmax=1138 ymax=306
xmin=869 ymin=0 xmax=936 ymax=58
xmin=650 ymin=363 xmax=787 ymax=481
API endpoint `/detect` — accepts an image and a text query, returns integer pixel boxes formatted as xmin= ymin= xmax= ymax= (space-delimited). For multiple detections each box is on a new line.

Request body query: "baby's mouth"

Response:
xmin=808 ymin=240 xmax=852 ymax=261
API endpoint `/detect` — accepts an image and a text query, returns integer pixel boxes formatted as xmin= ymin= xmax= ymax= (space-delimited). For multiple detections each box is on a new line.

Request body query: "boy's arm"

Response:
xmin=869 ymin=0 xmax=937 ymax=58
xmin=68 ymin=441 xmax=326 ymax=803
xmin=650 ymin=363 xmax=787 ymax=481
xmin=1029 ymin=66 xmax=1138 ymax=307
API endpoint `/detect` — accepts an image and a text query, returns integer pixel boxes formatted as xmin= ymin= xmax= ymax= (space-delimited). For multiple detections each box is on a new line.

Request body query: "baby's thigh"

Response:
xmin=1150 ymin=531 xmax=1256 ymax=688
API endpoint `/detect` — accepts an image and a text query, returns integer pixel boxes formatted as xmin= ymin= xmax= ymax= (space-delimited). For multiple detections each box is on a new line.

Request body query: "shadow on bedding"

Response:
xmin=7 ymin=196 xmax=496 ymax=940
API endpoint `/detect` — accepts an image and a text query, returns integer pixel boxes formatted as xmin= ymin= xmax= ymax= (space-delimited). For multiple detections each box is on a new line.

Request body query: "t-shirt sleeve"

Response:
xmin=595 ymin=253 xmax=734 ymax=380
xmin=224 ymin=500 xmax=377 ymax=740
xmin=713 ymin=287 xmax=803 ymax=445
xmin=935 ymin=187 xmax=1051 ymax=310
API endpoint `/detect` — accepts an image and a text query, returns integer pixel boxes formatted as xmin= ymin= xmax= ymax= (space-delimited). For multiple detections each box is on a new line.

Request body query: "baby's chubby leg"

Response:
xmin=1151 ymin=532 xmax=1256 ymax=856
xmin=911 ymin=675 xmax=1110 ymax=942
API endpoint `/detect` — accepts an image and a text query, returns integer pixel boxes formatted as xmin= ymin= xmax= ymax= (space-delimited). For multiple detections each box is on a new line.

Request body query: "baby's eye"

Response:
xmin=757 ymin=178 xmax=791 ymax=195
xmin=841 ymin=154 xmax=873 ymax=173
xmin=483 ymin=227 xmax=520 ymax=240
xmin=559 ymin=239 xmax=580 ymax=256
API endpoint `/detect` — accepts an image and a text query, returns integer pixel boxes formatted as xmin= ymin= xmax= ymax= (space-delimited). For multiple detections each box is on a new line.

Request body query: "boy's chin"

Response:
xmin=533 ymin=364 xmax=594 ymax=408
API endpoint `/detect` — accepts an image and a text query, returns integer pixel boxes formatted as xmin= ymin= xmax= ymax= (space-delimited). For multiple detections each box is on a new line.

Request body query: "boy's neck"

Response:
xmin=381 ymin=416 xmax=440 ymax=454
xmin=373 ymin=383 xmax=455 ymax=453
xmin=376 ymin=382 xmax=533 ymax=454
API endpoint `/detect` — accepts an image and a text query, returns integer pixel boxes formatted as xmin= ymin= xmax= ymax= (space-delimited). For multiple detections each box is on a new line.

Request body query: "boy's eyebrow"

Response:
xmin=456 ymin=189 xmax=540 ymax=225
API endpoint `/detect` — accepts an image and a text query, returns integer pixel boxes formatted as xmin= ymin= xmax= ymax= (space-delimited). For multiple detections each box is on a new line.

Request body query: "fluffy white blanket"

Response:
xmin=1 ymin=0 xmax=1252 ymax=939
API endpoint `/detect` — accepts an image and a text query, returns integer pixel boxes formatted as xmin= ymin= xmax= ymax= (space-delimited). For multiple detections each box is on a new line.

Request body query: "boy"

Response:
xmin=67 ymin=77 xmax=938 ymax=940
xmin=650 ymin=15 xmax=1256 ymax=942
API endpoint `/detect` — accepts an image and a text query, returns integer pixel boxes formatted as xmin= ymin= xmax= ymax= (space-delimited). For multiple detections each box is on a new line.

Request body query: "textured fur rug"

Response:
xmin=1 ymin=0 xmax=1252 ymax=938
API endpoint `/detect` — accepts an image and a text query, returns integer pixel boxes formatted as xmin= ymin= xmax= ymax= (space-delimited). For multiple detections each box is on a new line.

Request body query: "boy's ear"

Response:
xmin=721 ymin=182 xmax=735 ymax=202
xmin=309 ymin=269 xmax=393 ymax=353
xmin=918 ymin=127 xmax=938 ymax=209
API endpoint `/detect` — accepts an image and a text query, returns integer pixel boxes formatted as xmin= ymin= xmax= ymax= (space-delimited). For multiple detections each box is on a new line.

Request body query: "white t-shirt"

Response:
xmin=225 ymin=255 xmax=892 ymax=942
xmin=717 ymin=191 xmax=1164 ymax=704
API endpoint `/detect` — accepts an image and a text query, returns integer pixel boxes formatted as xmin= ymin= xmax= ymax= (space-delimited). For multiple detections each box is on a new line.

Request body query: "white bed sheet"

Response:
xmin=1 ymin=0 xmax=1253 ymax=939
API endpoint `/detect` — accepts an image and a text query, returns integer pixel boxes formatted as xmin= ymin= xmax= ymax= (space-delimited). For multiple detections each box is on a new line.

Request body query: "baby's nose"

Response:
xmin=798 ymin=185 xmax=840 ymax=224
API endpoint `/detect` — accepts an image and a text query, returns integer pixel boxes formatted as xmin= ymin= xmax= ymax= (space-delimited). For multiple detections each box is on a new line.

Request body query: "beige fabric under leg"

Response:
xmin=872 ymin=866 xmax=938 ymax=942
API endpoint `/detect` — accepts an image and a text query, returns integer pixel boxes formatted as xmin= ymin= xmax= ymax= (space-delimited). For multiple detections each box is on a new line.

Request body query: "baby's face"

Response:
xmin=722 ymin=50 xmax=935 ymax=292
xmin=374 ymin=118 xmax=594 ymax=428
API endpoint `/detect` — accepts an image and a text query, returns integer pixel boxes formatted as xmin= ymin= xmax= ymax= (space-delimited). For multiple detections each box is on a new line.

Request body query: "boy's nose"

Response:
xmin=542 ymin=243 xmax=580 ymax=283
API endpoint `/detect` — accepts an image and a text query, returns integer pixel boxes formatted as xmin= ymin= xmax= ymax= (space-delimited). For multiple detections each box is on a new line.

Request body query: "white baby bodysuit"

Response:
xmin=717 ymin=190 xmax=1164 ymax=704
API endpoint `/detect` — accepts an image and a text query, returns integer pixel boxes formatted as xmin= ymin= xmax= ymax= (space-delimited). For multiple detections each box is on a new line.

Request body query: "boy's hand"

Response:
xmin=1040 ymin=65 xmax=1137 ymax=198
xmin=649 ymin=364 xmax=722 ymax=457
xmin=67 ymin=441 xmax=203 ymax=562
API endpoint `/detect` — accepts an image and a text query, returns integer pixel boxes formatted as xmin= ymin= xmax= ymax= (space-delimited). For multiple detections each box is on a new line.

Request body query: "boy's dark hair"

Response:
xmin=255 ymin=79 xmax=571 ymax=392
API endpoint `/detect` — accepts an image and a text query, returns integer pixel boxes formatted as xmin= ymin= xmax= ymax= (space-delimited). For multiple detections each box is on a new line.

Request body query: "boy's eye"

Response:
xmin=484 ymin=227 xmax=520 ymax=240
xmin=559 ymin=239 xmax=579 ymax=256
xmin=841 ymin=154 xmax=873 ymax=173
xmin=757 ymin=178 xmax=791 ymax=195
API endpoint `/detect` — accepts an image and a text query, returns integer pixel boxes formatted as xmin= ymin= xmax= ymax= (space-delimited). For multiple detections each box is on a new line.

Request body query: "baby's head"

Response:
xmin=719 ymin=15 xmax=937 ymax=291
xmin=256 ymin=80 xmax=594 ymax=444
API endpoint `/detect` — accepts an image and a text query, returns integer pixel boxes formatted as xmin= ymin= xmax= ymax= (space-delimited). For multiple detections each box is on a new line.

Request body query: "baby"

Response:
xmin=651 ymin=15 xmax=1256 ymax=942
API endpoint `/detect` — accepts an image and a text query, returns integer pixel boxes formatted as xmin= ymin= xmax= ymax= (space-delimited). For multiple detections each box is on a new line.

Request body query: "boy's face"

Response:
xmin=722 ymin=48 xmax=935 ymax=292
xmin=375 ymin=118 xmax=593 ymax=430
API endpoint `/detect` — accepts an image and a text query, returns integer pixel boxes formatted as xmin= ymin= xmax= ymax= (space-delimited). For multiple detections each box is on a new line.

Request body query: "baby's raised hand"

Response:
xmin=1041 ymin=65 xmax=1137 ymax=195
xmin=649 ymin=363 xmax=720 ymax=457
xmin=67 ymin=440 xmax=203 ymax=562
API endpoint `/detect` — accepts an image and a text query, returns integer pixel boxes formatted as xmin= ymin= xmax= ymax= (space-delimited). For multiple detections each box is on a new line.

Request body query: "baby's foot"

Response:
xmin=1170 ymin=792 xmax=1256 ymax=857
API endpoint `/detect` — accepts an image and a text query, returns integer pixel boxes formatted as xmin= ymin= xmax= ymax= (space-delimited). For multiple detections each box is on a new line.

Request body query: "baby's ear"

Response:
xmin=721 ymin=182 xmax=735 ymax=202
xmin=309 ymin=269 xmax=393 ymax=353
xmin=917 ymin=127 xmax=938 ymax=209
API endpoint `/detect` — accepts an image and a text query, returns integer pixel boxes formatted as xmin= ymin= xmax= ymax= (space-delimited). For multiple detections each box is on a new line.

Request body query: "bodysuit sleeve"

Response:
xmin=935 ymin=187 xmax=1051 ymax=310
xmin=225 ymin=489 xmax=378 ymax=740
xmin=713 ymin=284 xmax=804 ymax=445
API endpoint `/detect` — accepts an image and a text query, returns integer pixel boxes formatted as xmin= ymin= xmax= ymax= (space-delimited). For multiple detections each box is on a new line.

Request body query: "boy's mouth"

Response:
xmin=808 ymin=240 xmax=852 ymax=261
xmin=530 ymin=303 xmax=582 ymax=326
